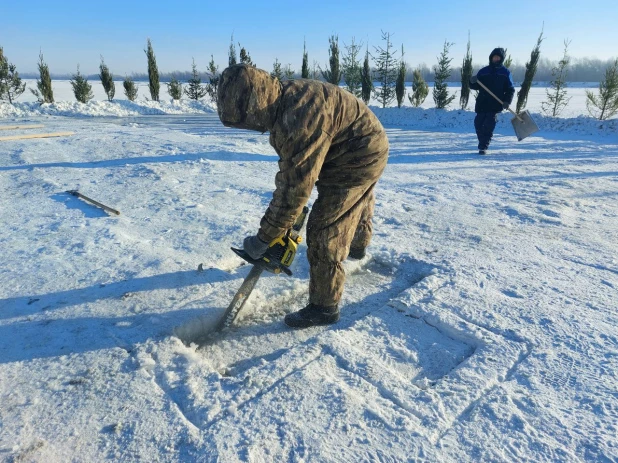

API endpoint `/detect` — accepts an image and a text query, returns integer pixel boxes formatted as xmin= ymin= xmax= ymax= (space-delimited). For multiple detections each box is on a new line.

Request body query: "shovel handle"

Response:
xmin=66 ymin=190 xmax=120 ymax=215
xmin=475 ymin=80 xmax=523 ymax=122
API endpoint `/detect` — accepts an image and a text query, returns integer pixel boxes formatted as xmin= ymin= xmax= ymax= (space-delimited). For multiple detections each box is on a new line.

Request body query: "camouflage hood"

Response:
xmin=217 ymin=64 xmax=282 ymax=132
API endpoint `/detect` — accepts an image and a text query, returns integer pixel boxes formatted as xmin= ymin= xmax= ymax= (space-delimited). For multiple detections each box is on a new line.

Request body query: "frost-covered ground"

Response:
xmin=1 ymin=100 xmax=617 ymax=462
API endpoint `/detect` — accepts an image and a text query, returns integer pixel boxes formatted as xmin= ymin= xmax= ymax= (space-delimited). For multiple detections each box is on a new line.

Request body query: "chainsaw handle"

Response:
xmin=476 ymin=80 xmax=523 ymax=122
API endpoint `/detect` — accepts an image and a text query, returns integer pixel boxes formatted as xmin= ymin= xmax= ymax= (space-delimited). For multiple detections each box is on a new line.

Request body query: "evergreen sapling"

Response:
xmin=321 ymin=35 xmax=341 ymax=85
xmin=185 ymin=59 xmax=207 ymax=100
xmin=271 ymin=59 xmax=283 ymax=80
xmin=372 ymin=31 xmax=398 ymax=108
xmin=0 ymin=47 xmax=26 ymax=103
xmin=460 ymin=34 xmax=473 ymax=110
xmin=433 ymin=41 xmax=456 ymax=109
xmin=408 ymin=68 xmax=429 ymax=107
xmin=342 ymin=37 xmax=363 ymax=97
xmin=284 ymin=64 xmax=295 ymax=80
xmin=167 ymin=75 xmax=182 ymax=101
xmin=542 ymin=40 xmax=572 ymax=117
xmin=229 ymin=35 xmax=237 ymax=66
xmin=239 ymin=46 xmax=253 ymax=66
xmin=145 ymin=39 xmax=160 ymax=101
xmin=123 ymin=76 xmax=138 ymax=101
xmin=99 ymin=56 xmax=115 ymax=101
xmin=360 ymin=46 xmax=373 ymax=105
xmin=516 ymin=30 xmax=544 ymax=113
xmin=586 ymin=59 xmax=618 ymax=120
xmin=301 ymin=40 xmax=309 ymax=78
xmin=206 ymin=55 xmax=219 ymax=103
xmin=31 ymin=52 xmax=54 ymax=104
xmin=395 ymin=45 xmax=406 ymax=108
xmin=71 ymin=65 xmax=94 ymax=103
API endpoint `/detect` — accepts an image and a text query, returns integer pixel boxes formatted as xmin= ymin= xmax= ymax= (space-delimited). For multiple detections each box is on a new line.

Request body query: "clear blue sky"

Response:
xmin=2 ymin=0 xmax=615 ymax=75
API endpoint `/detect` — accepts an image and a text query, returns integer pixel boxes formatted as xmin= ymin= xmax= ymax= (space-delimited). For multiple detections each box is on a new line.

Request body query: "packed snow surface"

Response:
xmin=0 ymin=98 xmax=617 ymax=462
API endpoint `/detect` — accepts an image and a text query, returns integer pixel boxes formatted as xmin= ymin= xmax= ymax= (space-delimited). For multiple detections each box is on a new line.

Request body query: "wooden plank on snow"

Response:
xmin=0 ymin=125 xmax=46 ymax=131
xmin=0 ymin=132 xmax=75 ymax=141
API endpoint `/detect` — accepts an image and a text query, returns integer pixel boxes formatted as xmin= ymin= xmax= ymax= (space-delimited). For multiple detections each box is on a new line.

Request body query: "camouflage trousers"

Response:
xmin=306 ymin=167 xmax=387 ymax=308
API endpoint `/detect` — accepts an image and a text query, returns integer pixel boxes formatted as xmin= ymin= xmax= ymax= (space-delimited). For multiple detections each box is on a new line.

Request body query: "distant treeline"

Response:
xmin=18 ymin=57 xmax=617 ymax=83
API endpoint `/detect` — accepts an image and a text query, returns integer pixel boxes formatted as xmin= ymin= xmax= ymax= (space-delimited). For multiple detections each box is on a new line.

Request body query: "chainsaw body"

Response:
xmin=232 ymin=206 xmax=308 ymax=276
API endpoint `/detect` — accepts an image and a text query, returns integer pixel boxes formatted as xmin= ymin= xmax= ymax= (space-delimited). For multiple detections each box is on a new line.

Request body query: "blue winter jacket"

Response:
xmin=470 ymin=48 xmax=515 ymax=113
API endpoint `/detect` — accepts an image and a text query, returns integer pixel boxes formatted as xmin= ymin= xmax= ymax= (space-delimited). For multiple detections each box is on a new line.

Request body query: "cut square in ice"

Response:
xmin=160 ymin=268 xmax=527 ymax=455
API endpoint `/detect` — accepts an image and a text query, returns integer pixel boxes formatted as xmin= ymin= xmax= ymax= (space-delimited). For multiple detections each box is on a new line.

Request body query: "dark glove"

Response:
xmin=243 ymin=235 xmax=269 ymax=260
xmin=502 ymin=102 xmax=509 ymax=110
xmin=470 ymin=75 xmax=478 ymax=84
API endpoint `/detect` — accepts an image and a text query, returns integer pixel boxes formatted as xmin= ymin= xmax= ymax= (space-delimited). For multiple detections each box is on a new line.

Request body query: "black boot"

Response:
xmin=284 ymin=304 xmax=340 ymax=328
xmin=348 ymin=247 xmax=366 ymax=259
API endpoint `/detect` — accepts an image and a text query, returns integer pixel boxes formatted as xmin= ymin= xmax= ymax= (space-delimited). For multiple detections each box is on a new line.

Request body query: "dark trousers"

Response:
xmin=474 ymin=112 xmax=498 ymax=150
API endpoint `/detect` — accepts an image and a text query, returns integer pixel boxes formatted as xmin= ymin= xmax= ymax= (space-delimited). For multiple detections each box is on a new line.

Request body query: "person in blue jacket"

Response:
xmin=470 ymin=48 xmax=515 ymax=154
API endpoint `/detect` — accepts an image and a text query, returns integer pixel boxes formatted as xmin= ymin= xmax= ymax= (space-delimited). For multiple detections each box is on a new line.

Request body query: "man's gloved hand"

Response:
xmin=470 ymin=75 xmax=478 ymax=84
xmin=502 ymin=102 xmax=510 ymax=110
xmin=243 ymin=235 xmax=269 ymax=260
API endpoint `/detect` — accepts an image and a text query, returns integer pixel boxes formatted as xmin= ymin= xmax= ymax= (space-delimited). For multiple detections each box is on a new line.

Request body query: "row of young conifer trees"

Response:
xmin=0 ymin=40 xmax=220 ymax=106
xmin=340 ymin=30 xmax=617 ymax=121
xmin=1 ymin=34 xmax=617 ymax=120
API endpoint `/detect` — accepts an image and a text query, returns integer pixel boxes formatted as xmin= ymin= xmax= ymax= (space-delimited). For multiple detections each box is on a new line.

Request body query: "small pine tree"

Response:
xmin=301 ymin=40 xmax=309 ymax=78
xmin=0 ymin=48 xmax=26 ymax=104
xmin=342 ymin=37 xmax=363 ymax=97
xmin=542 ymin=40 xmax=572 ymax=117
xmin=228 ymin=35 xmax=237 ymax=66
xmin=395 ymin=45 xmax=406 ymax=108
xmin=123 ymin=76 xmax=138 ymax=101
xmin=206 ymin=55 xmax=219 ymax=103
xmin=31 ymin=52 xmax=54 ymax=104
xmin=321 ymin=35 xmax=341 ymax=85
xmin=0 ymin=49 xmax=6 ymax=99
xmin=433 ymin=41 xmax=457 ymax=109
xmin=311 ymin=60 xmax=320 ymax=80
xmin=586 ymin=58 xmax=618 ymax=120
xmin=145 ymin=39 xmax=160 ymax=101
xmin=99 ymin=56 xmax=115 ymax=102
xmin=271 ymin=59 xmax=283 ymax=80
xmin=167 ymin=75 xmax=182 ymax=101
xmin=373 ymin=31 xmax=398 ymax=108
xmin=360 ymin=47 xmax=373 ymax=105
xmin=460 ymin=34 xmax=473 ymax=110
xmin=516 ymin=30 xmax=544 ymax=114
xmin=71 ymin=65 xmax=94 ymax=103
xmin=408 ymin=68 xmax=429 ymax=107
xmin=184 ymin=59 xmax=207 ymax=100
xmin=503 ymin=48 xmax=513 ymax=69
xmin=239 ymin=45 xmax=253 ymax=66
xmin=284 ymin=64 xmax=294 ymax=80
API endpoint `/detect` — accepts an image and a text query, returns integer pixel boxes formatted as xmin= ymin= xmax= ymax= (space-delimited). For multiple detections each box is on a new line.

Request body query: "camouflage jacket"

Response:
xmin=218 ymin=64 xmax=388 ymax=243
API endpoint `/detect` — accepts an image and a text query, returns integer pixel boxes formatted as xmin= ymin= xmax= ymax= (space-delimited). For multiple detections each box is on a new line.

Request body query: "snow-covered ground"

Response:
xmin=1 ymin=99 xmax=617 ymax=462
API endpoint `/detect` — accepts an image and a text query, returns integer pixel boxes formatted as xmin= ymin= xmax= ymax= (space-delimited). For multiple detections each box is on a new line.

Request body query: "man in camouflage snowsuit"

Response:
xmin=217 ymin=64 xmax=389 ymax=328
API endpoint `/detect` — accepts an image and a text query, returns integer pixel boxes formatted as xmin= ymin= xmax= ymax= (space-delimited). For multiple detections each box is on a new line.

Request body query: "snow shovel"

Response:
xmin=476 ymin=80 xmax=539 ymax=141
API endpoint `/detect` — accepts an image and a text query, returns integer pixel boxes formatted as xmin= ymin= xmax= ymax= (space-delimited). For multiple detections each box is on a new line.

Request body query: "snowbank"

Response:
xmin=371 ymin=106 xmax=618 ymax=136
xmin=0 ymin=99 xmax=217 ymax=118
xmin=2 ymin=94 xmax=616 ymax=138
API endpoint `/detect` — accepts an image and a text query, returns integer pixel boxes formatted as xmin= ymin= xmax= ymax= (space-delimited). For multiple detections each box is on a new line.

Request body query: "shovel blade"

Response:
xmin=511 ymin=110 xmax=539 ymax=141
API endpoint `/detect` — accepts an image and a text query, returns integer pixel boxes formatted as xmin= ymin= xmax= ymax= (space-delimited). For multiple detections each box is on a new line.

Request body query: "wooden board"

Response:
xmin=0 ymin=132 xmax=75 ymax=141
xmin=0 ymin=125 xmax=46 ymax=131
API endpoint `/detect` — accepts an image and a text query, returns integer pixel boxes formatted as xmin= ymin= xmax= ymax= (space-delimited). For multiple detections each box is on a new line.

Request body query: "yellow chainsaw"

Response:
xmin=216 ymin=206 xmax=309 ymax=331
